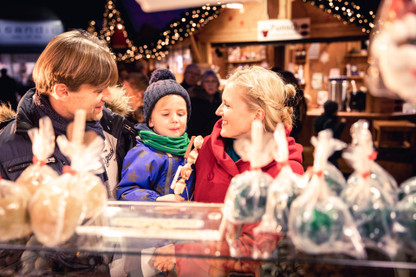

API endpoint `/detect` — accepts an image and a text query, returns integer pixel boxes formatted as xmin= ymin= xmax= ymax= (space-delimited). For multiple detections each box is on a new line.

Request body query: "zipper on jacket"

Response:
xmin=165 ymin=153 xmax=174 ymax=195
xmin=7 ymin=156 xmax=57 ymax=174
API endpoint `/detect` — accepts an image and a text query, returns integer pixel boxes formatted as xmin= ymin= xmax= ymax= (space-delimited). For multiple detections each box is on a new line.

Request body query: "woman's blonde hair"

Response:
xmin=33 ymin=29 xmax=118 ymax=94
xmin=227 ymin=66 xmax=297 ymax=132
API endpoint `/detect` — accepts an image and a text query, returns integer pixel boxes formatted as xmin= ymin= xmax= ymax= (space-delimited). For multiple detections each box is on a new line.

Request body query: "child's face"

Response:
xmin=149 ymin=95 xmax=187 ymax=137
xmin=215 ymin=83 xmax=257 ymax=139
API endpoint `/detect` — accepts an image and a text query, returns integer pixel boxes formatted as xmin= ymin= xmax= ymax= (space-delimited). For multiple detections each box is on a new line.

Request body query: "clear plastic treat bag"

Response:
xmin=341 ymin=122 xmax=398 ymax=257
xmin=220 ymin=120 xmax=275 ymax=257
xmin=29 ymin=110 xmax=108 ymax=247
xmin=366 ymin=0 xmax=416 ymax=104
xmin=252 ymin=123 xmax=304 ymax=258
xmin=0 ymin=177 xmax=32 ymax=241
xmin=392 ymin=176 xmax=416 ymax=254
xmin=348 ymin=120 xmax=398 ymax=200
xmin=323 ymin=162 xmax=347 ymax=196
xmin=392 ymin=192 xmax=416 ymax=255
xmin=398 ymin=176 xmax=416 ymax=200
xmin=288 ymin=130 xmax=366 ymax=259
xmin=16 ymin=116 xmax=59 ymax=196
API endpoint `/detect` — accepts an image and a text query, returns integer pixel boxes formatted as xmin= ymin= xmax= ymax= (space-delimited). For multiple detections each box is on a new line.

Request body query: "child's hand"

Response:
xmin=156 ymin=194 xmax=184 ymax=202
xmin=150 ymin=244 xmax=176 ymax=272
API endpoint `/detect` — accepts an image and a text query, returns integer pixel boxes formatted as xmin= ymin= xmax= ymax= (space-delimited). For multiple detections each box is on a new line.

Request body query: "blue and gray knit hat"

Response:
xmin=143 ymin=69 xmax=191 ymax=126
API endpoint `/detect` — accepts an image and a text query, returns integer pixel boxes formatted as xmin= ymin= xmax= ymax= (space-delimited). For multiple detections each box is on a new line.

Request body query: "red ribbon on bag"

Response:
xmin=62 ymin=165 xmax=77 ymax=175
xmin=32 ymin=156 xmax=46 ymax=166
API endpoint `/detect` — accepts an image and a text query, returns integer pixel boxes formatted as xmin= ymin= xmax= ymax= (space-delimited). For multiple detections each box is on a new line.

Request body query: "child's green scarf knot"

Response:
xmin=139 ymin=130 xmax=190 ymax=156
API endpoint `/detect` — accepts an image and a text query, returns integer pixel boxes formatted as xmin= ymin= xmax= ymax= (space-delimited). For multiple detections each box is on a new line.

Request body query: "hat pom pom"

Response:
xmin=149 ymin=69 xmax=176 ymax=84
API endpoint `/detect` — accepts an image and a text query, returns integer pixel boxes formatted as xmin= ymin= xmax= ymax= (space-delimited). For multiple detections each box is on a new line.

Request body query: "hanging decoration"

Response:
xmin=88 ymin=0 xmax=221 ymax=62
xmin=301 ymin=0 xmax=381 ymax=34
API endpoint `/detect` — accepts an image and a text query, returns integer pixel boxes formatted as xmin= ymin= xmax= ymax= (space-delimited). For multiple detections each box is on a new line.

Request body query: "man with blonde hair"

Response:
xmin=0 ymin=29 xmax=136 ymax=194
xmin=0 ymin=29 xmax=137 ymax=274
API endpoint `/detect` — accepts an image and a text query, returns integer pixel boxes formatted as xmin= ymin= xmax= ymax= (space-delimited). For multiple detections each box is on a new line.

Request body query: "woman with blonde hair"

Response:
xmin=175 ymin=66 xmax=304 ymax=276
xmin=195 ymin=65 xmax=303 ymax=202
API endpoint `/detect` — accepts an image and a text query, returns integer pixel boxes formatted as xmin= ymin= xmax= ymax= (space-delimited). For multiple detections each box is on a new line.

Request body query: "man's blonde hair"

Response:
xmin=227 ymin=66 xmax=296 ymax=132
xmin=33 ymin=30 xmax=118 ymax=94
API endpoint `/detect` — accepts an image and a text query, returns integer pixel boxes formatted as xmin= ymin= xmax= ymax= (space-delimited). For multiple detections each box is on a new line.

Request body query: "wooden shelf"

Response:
xmin=345 ymin=53 xmax=368 ymax=58
xmin=347 ymin=76 xmax=364 ymax=80
xmin=226 ymin=58 xmax=265 ymax=64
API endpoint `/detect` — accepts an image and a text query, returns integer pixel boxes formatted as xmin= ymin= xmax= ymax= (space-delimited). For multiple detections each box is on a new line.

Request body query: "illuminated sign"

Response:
xmin=0 ymin=20 xmax=64 ymax=46
xmin=257 ymin=18 xmax=310 ymax=42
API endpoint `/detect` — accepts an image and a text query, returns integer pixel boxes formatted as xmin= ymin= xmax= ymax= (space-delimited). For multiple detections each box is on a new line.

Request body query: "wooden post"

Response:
xmin=189 ymin=34 xmax=202 ymax=63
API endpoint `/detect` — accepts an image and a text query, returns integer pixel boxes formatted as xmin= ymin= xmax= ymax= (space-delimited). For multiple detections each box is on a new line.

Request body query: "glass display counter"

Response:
xmin=0 ymin=201 xmax=415 ymax=276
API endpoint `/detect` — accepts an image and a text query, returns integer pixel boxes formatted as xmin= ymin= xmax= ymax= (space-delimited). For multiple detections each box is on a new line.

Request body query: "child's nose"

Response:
xmin=171 ymin=114 xmax=179 ymax=122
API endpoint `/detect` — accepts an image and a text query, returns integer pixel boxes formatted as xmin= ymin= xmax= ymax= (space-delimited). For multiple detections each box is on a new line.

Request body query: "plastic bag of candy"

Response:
xmin=252 ymin=123 xmax=305 ymax=258
xmin=29 ymin=110 xmax=107 ymax=247
xmin=220 ymin=120 xmax=275 ymax=257
xmin=341 ymin=121 xmax=398 ymax=257
xmin=0 ymin=177 xmax=32 ymax=241
xmin=289 ymin=130 xmax=366 ymax=259
xmin=16 ymin=116 xmax=59 ymax=196
xmin=392 ymin=176 xmax=416 ymax=254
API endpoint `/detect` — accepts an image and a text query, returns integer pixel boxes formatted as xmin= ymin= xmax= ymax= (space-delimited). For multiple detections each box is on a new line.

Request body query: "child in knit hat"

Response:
xmin=117 ymin=68 xmax=194 ymax=202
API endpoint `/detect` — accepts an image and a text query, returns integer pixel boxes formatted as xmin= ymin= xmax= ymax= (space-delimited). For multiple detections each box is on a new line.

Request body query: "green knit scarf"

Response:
xmin=139 ymin=130 xmax=190 ymax=156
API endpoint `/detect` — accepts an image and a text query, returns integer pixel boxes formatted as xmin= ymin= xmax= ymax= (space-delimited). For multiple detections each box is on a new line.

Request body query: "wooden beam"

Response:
xmin=267 ymin=0 xmax=279 ymax=19
xmin=189 ymin=34 xmax=202 ymax=63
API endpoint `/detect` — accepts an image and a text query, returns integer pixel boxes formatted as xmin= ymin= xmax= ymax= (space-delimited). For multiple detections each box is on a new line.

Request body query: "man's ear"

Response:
xmin=52 ymin=84 xmax=69 ymax=99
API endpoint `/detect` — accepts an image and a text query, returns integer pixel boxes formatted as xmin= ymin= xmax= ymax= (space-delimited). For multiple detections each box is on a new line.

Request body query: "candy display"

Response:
xmin=393 ymin=176 xmax=416 ymax=254
xmin=29 ymin=173 xmax=86 ymax=247
xmin=224 ymin=170 xmax=272 ymax=224
xmin=392 ymin=193 xmax=416 ymax=254
xmin=252 ymin=123 xmax=304 ymax=258
xmin=16 ymin=117 xmax=58 ymax=195
xmin=255 ymin=123 xmax=304 ymax=235
xmin=0 ymin=177 xmax=32 ymax=241
xmin=341 ymin=121 xmax=397 ymax=257
xmin=288 ymin=130 xmax=365 ymax=258
xmin=29 ymin=110 xmax=108 ymax=246
xmin=222 ymin=120 xmax=275 ymax=225
xmin=398 ymin=176 xmax=416 ymax=200
xmin=220 ymin=120 xmax=275 ymax=257
xmin=323 ymin=163 xmax=346 ymax=196
xmin=58 ymin=111 xmax=108 ymax=220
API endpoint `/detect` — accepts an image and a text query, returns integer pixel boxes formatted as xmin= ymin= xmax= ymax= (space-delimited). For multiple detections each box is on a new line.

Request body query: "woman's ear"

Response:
xmin=52 ymin=84 xmax=69 ymax=99
xmin=254 ymin=108 xmax=265 ymax=121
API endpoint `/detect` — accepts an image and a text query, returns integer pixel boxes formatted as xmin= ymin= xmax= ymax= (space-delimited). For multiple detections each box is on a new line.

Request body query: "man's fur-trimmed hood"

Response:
xmin=0 ymin=102 xmax=16 ymax=123
xmin=105 ymin=85 xmax=132 ymax=118
xmin=0 ymin=86 xmax=132 ymax=124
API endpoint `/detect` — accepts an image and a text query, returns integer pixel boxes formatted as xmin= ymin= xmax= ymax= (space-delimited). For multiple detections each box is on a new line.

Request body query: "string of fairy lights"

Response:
xmin=301 ymin=0 xmax=379 ymax=34
xmin=88 ymin=0 xmax=380 ymax=62
xmin=87 ymin=0 xmax=221 ymax=62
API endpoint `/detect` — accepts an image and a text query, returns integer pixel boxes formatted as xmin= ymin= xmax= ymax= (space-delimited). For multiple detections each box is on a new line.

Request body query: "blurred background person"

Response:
xmin=272 ymin=68 xmax=307 ymax=141
xmin=181 ymin=63 xmax=201 ymax=91
xmin=314 ymin=100 xmax=346 ymax=168
xmin=123 ymin=72 xmax=149 ymax=123
xmin=0 ymin=68 xmax=18 ymax=111
xmin=187 ymin=69 xmax=222 ymax=137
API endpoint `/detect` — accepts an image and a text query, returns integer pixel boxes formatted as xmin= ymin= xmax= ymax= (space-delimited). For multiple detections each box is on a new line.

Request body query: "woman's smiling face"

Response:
xmin=215 ymin=83 xmax=257 ymax=139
